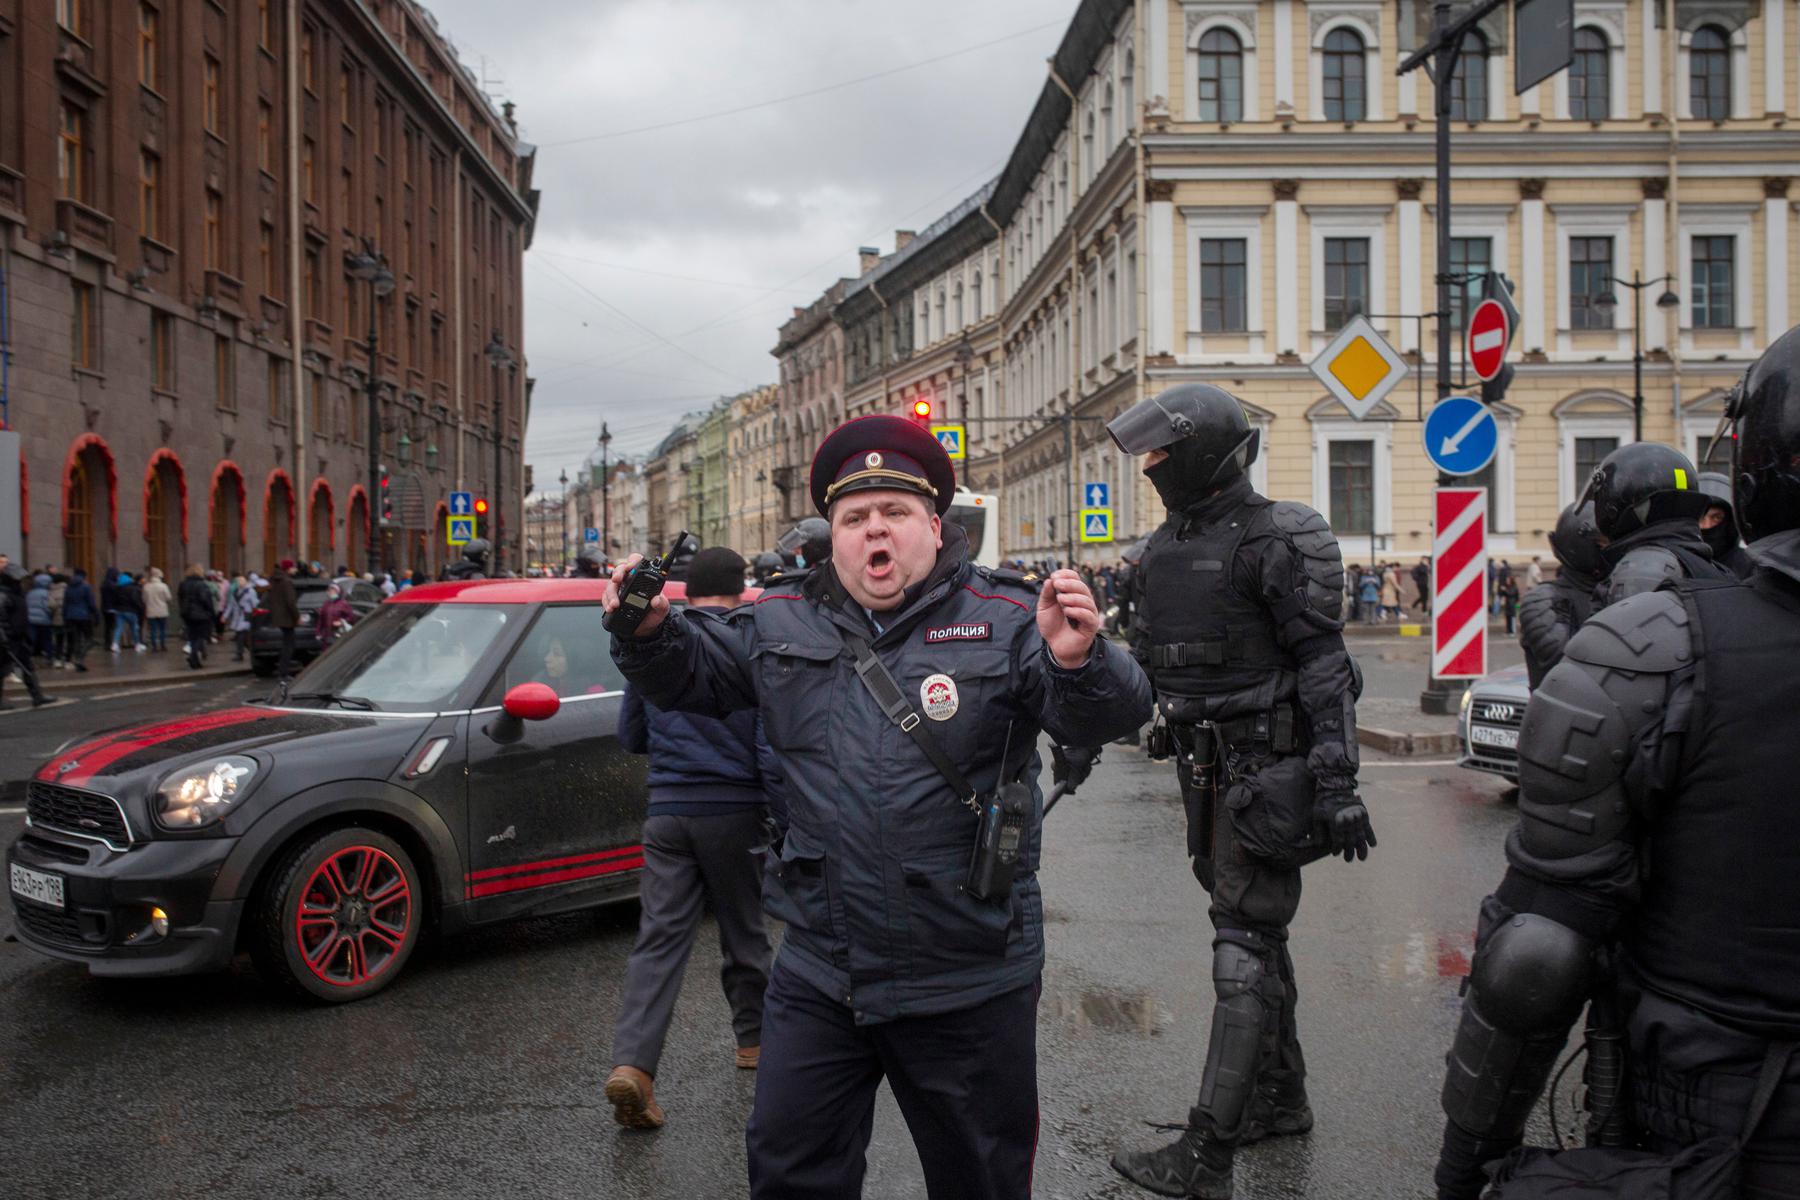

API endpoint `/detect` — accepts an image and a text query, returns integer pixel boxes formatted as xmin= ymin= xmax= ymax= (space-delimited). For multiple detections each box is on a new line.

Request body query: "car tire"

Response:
xmin=251 ymin=827 xmax=424 ymax=1003
xmin=251 ymin=657 xmax=276 ymax=677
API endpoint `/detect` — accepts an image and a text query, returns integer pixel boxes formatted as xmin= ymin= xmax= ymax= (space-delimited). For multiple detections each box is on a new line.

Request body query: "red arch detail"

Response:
xmin=141 ymin=448 xmax=189 ymax=545
xmin=347 ymin=484 xmax=370 ymax=541
xmin=264 ymin=468 xmax=297 ymax=556
xmin=309 ymin=478 xmax=336 ymax=550
xmin=62 ymin=433 xmax=118 ymax=541
xmin=210 ymin=460 xmax=249 ymax=546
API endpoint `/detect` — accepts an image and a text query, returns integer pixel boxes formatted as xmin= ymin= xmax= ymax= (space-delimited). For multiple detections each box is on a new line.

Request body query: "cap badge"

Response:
xmin=865 ymin=451 xmax=884 ymax=469
xmin=920 ymin=673 xmax=959 ymax=721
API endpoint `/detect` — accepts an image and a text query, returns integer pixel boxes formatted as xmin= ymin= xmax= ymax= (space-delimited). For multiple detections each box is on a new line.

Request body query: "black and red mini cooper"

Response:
xmin=5 ymin=578 xmax=711 ymax=1002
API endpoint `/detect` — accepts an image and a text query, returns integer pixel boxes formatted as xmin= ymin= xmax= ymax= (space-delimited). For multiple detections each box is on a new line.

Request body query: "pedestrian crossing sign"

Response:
xmin=446 ymin=515 xmax=476 ymax=545
xmin=931 ymin=424 xmax=966 ymax=460
xmin=1079 ymin=507 xmax=1113 ymax=543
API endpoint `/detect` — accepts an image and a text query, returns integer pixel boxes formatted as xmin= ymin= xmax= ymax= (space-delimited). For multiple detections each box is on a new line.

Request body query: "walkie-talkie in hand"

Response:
xmin=604 ymin=531 xmax=691 ymax=636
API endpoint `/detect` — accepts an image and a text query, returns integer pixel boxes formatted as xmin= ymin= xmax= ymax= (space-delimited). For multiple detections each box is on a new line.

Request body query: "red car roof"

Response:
xmin=389 ymin=578 xmax=760 ymax=605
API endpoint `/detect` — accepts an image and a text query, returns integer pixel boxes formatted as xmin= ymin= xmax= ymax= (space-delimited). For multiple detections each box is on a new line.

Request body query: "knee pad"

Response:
xmin=1470 ymin=913 xmax=1592 ymax=1033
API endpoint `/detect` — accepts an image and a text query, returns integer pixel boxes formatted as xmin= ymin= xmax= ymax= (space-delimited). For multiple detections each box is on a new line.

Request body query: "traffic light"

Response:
xmin=910 ymin=397 xmax=932 ymax=425
xmin=378 ymin=465 xmax=392 ymax=527
xmin=473 ymin=496 xmax=490 ymax=537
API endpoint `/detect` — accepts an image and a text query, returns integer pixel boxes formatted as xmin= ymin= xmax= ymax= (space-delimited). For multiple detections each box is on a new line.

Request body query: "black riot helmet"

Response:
xmin=1695 ymin=471 xmax=1743 ymax=560
xmin=1108 ymin=383 xmax=1260 ymax=512
xmin=1729 ymin=324 xmax=1800 ymax=541
xmin=1547 ymin=501 xmax=1605 ymax=579
xmin=447 ymin=538 xmax=490 ymax=580
xmin=1579 ymin=443 xmax=1709 ymax=540
xmin=572 ymin=543 xmax=606 ymax=578
xmin=750 ymin=551 xmax=781 ymax=585
xmin=775 ymin=517 xmax=832 ymax=568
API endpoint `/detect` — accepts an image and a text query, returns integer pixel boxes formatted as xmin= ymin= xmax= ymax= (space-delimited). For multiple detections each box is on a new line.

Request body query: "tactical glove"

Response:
xmin=1316 ymin=791 xmax=1376 ymax=862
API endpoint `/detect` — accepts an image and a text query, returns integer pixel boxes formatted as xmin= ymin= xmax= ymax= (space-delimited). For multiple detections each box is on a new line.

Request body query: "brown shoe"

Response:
xmin=735 ymin=1045 xmax=760 ymax=1070
xmin=604 ymin=1066 xmax=665 ymax=1130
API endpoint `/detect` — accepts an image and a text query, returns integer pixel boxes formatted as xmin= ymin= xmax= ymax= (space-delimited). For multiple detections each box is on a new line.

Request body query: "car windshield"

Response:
xmin=285 ymin=603 xmax=513 ymax=711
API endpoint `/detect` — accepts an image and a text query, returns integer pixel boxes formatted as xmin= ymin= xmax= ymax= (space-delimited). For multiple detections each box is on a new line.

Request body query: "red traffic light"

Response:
xmin=474 ymin=498 xmax=490 ymax=515
xmin=911 ymin=398 xmax=932 ymax=420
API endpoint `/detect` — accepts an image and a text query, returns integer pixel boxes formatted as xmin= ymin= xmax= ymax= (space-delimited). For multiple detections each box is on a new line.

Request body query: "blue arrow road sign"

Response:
xmin=449 ymin=491 xmax=473 ymax=516
xmin=1085 ymin=482 xmax=1109 ymax=507
xmin=1423 ymin=396 xmax=1499 ymax=477
xmin=584 ymin=527 xmax=600 ymax=544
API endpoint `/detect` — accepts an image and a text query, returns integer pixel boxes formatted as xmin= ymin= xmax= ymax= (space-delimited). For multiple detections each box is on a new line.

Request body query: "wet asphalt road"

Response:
xmin=0 ymin=639 xmax=1542 ymax=1200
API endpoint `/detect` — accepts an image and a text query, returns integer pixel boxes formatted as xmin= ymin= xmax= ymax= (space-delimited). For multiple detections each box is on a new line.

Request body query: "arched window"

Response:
xmin=971 ymin=271 xmax=983 ymax=322
xmin=936 ymin=287 xmax=947 ymax=339
xmin=1082 ymin=107 xmax=1095 ymax=180
xmin=1449 ymin=31 xmax=1487 ymax=121
xmin=1122 ymin=48 xmax=1135 ymax=126
xmin=1569 ymin=27 xmax=1610 ymax=120
xmin=953 ymin=282 xmax=964 ymax=329
xmin=1102 ymin=81 xmax=1115 ymax=146
xmin=1322 ymin=28 xmax=1367 ymax=122
xmin=1196 ymin=28 xmax=1243 ymax=122
xmin=1690 ymin=25 xmax=1730 ymax=119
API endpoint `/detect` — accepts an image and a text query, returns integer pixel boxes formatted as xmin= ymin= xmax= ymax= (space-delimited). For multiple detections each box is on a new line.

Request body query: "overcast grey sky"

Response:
xmin=420 ymin=0 xmax=1075 ymax=490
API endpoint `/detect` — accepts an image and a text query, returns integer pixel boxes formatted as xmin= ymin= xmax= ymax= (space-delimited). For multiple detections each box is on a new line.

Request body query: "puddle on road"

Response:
xmin=1043 ymin=983 xmax=1170 ymax=1036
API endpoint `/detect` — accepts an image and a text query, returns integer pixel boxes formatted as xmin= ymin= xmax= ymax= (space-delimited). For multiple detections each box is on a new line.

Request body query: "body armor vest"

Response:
xmin=1139 ymin=498 xmax=1299 ymax=714
xmin=1634 ymin=575 xmax=1800 ymax=1036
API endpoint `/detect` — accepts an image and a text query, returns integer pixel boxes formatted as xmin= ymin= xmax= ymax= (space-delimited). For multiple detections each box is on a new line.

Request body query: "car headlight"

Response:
xmin=155 ymin=757 xmax=258 ymax=829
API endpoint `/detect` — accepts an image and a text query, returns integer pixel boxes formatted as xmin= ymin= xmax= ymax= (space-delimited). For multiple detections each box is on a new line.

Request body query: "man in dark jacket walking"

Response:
xmin=604 ymin=547 xmax=775 ymax=1132
xmin=177 ymin=564 xmax=217 ymax=670
xmin=0 ymin=564 xmax=52 ymax=708
xmin=266 ymin=561 xmax=301 ymax=677
xmin=608 ymin=416 xmax=1152 ymax=1200
xmin=61 ymin=569 xmax=96 ymax=671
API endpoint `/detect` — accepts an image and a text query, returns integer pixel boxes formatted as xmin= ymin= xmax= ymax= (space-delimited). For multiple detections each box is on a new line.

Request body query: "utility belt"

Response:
xmin=1167 ymin=703 xmax=1301 ymax=756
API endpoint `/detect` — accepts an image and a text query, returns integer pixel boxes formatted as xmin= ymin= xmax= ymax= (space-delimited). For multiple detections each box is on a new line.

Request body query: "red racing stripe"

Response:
xmin=465 ymin=854 xmax=644 ymax=899
xmin=41 ymin=707 xmax=274 ymax=785
xmin=465 ymin=845 xmax=643 ymax=882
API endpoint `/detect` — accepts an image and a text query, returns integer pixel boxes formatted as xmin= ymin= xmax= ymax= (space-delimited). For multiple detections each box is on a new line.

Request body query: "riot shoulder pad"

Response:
xmin=1603 ymin=545 xmax=1684 ymax=606
xmin=1265 ymin=500 xmax=1345 ymax=626
xmin=1566 ymin=590 xmax=1693 ymax=674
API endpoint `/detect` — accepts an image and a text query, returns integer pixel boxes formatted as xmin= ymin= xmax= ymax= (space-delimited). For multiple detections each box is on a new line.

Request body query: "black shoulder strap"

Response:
xmin=1739 ymin=1041 xmax=1798 ymax=1149
xmin=841 ymin=631 xmax=980 ymax=813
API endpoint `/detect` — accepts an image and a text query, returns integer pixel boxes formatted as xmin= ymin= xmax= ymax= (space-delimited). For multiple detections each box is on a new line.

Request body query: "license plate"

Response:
xmin=1470 ymin=724 xmax=1520 ymax=750
xmin=10 ymin=862 xmax=66 ymax=909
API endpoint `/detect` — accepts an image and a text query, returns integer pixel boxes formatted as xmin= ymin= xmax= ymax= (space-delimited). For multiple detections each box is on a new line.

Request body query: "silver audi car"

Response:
xmin=1458 ymin=664 xmax=1530 ymax=780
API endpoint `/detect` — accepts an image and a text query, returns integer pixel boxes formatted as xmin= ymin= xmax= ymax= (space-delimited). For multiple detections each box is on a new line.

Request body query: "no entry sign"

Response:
xmin=1467 ymin=299 xmax=1510 ymax=382
xmin=1432 ymin=488 xmax=1488 ymax=680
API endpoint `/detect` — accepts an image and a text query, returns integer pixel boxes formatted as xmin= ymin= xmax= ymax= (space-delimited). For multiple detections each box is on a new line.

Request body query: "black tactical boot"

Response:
xmin=1240 ymin=1081 xmax=1313 ymax=1144
xmin=1110 ymin=1129 xmax=1233 ymax=1199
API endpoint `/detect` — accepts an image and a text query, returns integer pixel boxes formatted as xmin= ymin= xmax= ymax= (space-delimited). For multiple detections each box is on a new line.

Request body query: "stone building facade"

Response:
xmin=0 ymin=0 xmax=536 ymax=580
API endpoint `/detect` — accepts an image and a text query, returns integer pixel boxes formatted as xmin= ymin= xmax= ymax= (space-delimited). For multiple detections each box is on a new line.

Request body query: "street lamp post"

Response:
xmin=598 ymin=421 xmax=613 ymax=560
xmin=558 ymin=468 xmax=569 ymax=573
xmin=483 ymin=330 xmax=514 ymax=571
xmin=347 ymin=242 xmax=395 ymax=577
xmin=1591 ymin=272 xmax=1682 ymax=443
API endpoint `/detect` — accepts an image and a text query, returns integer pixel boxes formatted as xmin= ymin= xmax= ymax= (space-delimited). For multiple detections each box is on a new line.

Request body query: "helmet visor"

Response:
xmin=1107 ymin=397 xmax=1193 ymax=455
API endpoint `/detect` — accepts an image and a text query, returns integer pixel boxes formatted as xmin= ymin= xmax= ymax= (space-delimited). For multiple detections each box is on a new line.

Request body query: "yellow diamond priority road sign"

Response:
xmin=1309 ymin=315 xmax=1408 ymax=421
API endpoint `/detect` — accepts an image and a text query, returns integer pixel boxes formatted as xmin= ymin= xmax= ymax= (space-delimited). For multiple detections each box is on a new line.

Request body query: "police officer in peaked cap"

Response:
xmin=1517 ymin=502 xmax=1606 ymax=690
xmin=1581 ymin=442 xmax=1730 ymax=608
xmin=1106 ymin=382 xmax=1373 ymax=1200
xmin=1433 ymin=325 xmax=1800 ymax=1199
xmin=606 ymin=413 xmax=1151 ymax=1199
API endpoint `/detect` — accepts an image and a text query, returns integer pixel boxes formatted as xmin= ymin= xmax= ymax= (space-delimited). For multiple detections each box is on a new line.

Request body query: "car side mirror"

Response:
xmin=488 ymin=682 xmax=560 ymax=743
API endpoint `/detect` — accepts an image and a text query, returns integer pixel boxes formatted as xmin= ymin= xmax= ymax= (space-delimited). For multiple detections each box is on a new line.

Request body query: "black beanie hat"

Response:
xmin=685 ymin=546 xmax=747 ymax=599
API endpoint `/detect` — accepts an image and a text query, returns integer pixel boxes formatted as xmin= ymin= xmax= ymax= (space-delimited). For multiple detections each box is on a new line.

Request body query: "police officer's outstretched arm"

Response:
xmin=1014 ymin=568 xmax=1153 ymax=747
xmin=1433 ymin=591 xmax=1686 ymax=1199
xmin=1260 ymin=503 xmax=1374 ymax=861
xmin=604 ymin=553 xmax=758 ymax=717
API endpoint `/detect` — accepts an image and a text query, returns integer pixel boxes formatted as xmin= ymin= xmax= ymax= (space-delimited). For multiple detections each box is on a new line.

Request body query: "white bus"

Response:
xmin=946 ymin=487 xmax=1000 ymax=570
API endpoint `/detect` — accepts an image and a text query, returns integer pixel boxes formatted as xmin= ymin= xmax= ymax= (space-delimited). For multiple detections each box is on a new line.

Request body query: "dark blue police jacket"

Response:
xmin=613 ymin=533 xmax=1152 ymax=1024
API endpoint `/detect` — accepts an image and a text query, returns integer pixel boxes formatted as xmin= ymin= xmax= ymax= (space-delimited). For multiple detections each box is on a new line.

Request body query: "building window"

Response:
xmin=1323 ymin=237 xmax=1369 ymax=331
xmin=1569 ymin=27 xmax=1610 ymax=120
xmin=303 ymin=137 xmax=316 ymax=202
xmin=217 ymin=334 xmax=237 ymax=411
xmin=1449 ymin=31 xmax=1487 ymax=121
xmin=1448 ymin=236 xmax=1492 ymax=332
xmin=1199 ymin=238 xmax=1248 ymax=332
xmin=1328 ymin=439 xmax=1374 ymax=534
xmin=302 ymin=24 xmax=317 ymax=92
xmin=304 ymin=246 xmax=321 ymax=319
xmin=258 ymin=102 xmax=273 ymax=172
xmin=1322 ymin=28 xmax=1367 ymax=122
xmin=56 ymin=0 xmax=86 ymax=37
xmin=137 ymin=3 xmax=159 ymax=90
xmin=1569 ymin=236 xmax=1615 ymax=330
xmin=339 ymin=63 xmax=354 ymax=128
xmin=257 ymin=0 xmax=271 ymax=50
xmin=971 ymin=271 xmax=983 ymax=322
xmin=260 ymin=222 xmax=277 ymax=293
xmin=1691 ymin=235 xmax=1735 ymax=328
xmin=1574 ymin=436 xmax=1617 ymax=494
xmin=953 ymin=282 xmax=964 ymax=329
xmin=1689 ymin=25 xmax=1730 ymax=120
xmin=57 ymin=101 xmax=88 ymax=202
xmin=204 ymin=189 xmax=223 ymax=271
xmin=1195 ymin=28 xmax=1244 ymax=123
xmin=268 ymin=356 xmax=286 ymax=424
xmin=1102 ymin=82 xmax=1114 ymax=145
xmin=308 ymin=371 xmax=324 ymax=433
xmin=151 ymin=311 xmax=173 ymax=390
xmin=70 ymin=281 xmax=97 ymax=370
xmin=203 ymin=56 xmax=221 ymax=135
xmin=138 ymin=149 xmax=161 ymax=241
xmin=1123 ymin=48 xmax=1136 ymax=126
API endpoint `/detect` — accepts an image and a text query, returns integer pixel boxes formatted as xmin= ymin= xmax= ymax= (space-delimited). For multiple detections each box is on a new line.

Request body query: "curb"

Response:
xmin=1358 ymin=726 xmax=1463 ymax=756
xmin=25 ymin=664 xmax=254 ymax=693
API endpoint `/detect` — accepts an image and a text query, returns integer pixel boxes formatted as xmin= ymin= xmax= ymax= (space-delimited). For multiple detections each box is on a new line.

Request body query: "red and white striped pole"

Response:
xmin=1432 ymin=487 xmax=1488 ymax=680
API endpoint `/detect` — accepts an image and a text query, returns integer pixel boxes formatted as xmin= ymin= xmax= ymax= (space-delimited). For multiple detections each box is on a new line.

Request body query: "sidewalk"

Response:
xmin=15 ymin=643 xmax=252 ymax=693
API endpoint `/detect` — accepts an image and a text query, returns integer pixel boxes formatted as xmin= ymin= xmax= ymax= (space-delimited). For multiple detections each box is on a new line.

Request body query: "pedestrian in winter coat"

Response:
xmin=1525 ymin=556 xmax=1544 ymax=591
xmin=25 ymin=572 xmax=53 ymax=662
xmin=61 ymin=570 xmax=96 ymax=671
xmin=177 ymin=565 xmax=218 ymax=669
xmin=222 ymin=575 xmax=257 ymax=661
xmin=142 ymin=567 xmax=172 ymax=651
xmin=266 ymin=562 xmax=301 ymax=677
xmin=0 ymin=565 xmax=51 ymax=707
xmin=1497 ymin=572 xmax=1521 ymax=635
xmin=47 ymin=573 xmax=67 ymax=664
xmin=1358 ymin=567 xmax=1382 ymax=624
xmin=1379 ymin=564 xmax=1401 ymax=619
xmin=314 ymin=585 xmax=356 ymax=647
xmin=1411 ymin=558 xmax=1431 ymax=613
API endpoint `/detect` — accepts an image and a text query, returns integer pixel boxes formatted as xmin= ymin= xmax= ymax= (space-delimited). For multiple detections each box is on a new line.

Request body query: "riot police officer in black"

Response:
xmin=1516 ymin=502 xmax=1604 ymax=690
xmin=1433 ymin=324 xmax=1800 ymax=1200
xmin=446 ymin=538 xmax=490 ymax=581
xmin=773 ymin=516 xmax=831 ymax=574
xmin=1107 ymin=384 xmax=1374 ymax=1200
xmin=572 ymin=543 xmax=607 ymax=579
xmin=1697 ymin=469 xmax=1755 ymax=578
xmin=1583 ymin=443 xmax=1728 ymax=606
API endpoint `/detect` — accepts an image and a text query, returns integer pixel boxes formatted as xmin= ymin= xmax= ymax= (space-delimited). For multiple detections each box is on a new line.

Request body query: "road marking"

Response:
xmin=0 ymin=805 xmax=25 ymax=814
xmin=1361 ymin=758 xmax=1463 ymax=768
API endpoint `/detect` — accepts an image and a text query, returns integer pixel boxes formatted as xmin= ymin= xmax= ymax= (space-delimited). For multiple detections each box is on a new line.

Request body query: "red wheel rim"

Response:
xmin=294 ymin=845 xmax=413 ymax=987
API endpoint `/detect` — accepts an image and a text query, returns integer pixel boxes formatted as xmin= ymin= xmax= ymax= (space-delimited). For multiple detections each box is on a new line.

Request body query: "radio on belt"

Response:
xmin=605 ymin=530 xmax=692 ymax=636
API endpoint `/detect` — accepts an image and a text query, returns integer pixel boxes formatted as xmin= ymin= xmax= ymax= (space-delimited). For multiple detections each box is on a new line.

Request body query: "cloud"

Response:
xmin=419 ymin=0 xmax=1073 ymax=489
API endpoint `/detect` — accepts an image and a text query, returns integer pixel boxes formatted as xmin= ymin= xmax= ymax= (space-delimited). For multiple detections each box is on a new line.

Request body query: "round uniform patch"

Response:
xmin=865 ymin=451 xmax=884 ymax=469
xmin=920 ymin=673 xmax=959 ymax=721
